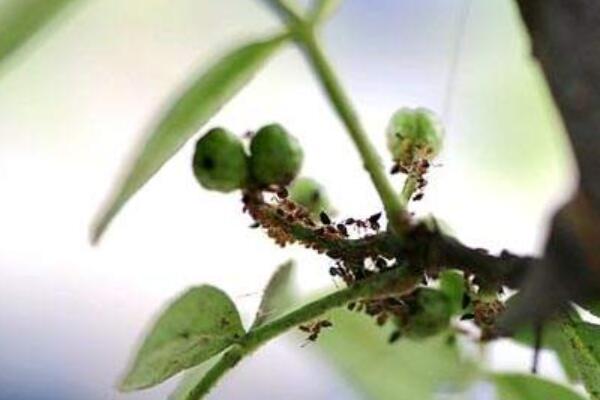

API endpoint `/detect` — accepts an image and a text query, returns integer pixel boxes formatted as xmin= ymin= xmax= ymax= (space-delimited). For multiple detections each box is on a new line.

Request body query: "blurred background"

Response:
xmin=0 ymin=0 xmax=577 ymax=399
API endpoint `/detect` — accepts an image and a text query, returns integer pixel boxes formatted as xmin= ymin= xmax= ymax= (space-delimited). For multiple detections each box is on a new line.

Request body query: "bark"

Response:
xmin=507 ymin=0 xmax=600 ymax=326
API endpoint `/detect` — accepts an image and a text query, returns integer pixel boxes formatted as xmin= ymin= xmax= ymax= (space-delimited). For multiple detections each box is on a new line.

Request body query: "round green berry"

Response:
xmin=289 ymin=177 xmax=331 ymax=216
xmin=403 ymin=288 xmax=452 ymax=339
xmin=386 ymin=107 xmax=443 ymax=167
xmin=249 ymin=123 xmax=303 ymax=186
xmin=192 ymin=127 xmax=249 ymax=192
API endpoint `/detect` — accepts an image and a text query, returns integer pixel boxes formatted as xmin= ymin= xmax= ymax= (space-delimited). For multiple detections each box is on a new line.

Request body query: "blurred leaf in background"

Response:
xmin=315 ymin=308 xmax=474 ymax=400
xmin=0 ymin=0 xmax=80 ymax=71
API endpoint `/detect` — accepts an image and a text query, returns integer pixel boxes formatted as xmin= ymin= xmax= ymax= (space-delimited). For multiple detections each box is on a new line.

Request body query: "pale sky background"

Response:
xmin=0 ymin=1 xmax=576 ymax=399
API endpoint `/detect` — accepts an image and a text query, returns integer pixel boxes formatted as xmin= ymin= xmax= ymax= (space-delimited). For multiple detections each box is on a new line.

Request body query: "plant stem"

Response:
xmin=262 ymin=0 xmax=304 ymax=24
xmin=186 ymin=267 xmax=419 ymax=399
xmin=400 ymin=173 xmax=419 ymax=207
xmin=297 ymin=30 xmax=408 ymax=235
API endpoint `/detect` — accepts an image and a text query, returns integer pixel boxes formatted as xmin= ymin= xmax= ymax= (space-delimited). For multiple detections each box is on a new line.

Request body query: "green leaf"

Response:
xmin=92 ymin=33 xmax=290 ymax=243
xmin=492 ymin=373 xmax=586 ymax=400
xmin=251 ymin=260 xmax=296 ymax=329
xmin=438 ymin=270 xmax=465 ymax=315
xmin=561 ymin=321 xmax=600 ymax=399
xmin=310 ymin=0 xmax=343 ymax=23
xmin=120 ymin=285 xmax=245 ymax=392
xmin=315 ymin=308 xmax=474 ymax=400
xmin=0 ymin=0 xmax=79 ymax=69
xmin=512 ymin=320 xmax=581 ymax=382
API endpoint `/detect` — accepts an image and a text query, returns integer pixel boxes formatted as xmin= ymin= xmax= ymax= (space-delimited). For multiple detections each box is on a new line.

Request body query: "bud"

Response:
xmin=192 ymin=127 xmax=249 ymax=192
xmin=386 ymin=107 xmax=443 ymax=168
xmin=289 ymin=177 xmax=332 ymax=216
xmin=249 ymin=124 xmax=303 ymax=186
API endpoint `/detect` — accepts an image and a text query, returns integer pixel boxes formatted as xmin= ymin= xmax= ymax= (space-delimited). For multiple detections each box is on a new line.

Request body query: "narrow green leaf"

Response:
xmin=251 ymin=260 xmax=296 ymax=329
xmin=492 ymin=373 xmax=586 ymax=400
xmin=310 ymin=0 xmax=343 ymax=23
xmin=561 ymin=321 xmax=600 ymax=399
xmin=0 ymin=0 xmax=79 ymax=69
xmin=92 ymin=33 xmax=289 ymax=243
xmin=119 ymin=285 xmax=245 ymax=392
xmin=316 ymin=309 xmax=474 ymax=400
xmin=439 ymin=270 xmax=465 ymax=315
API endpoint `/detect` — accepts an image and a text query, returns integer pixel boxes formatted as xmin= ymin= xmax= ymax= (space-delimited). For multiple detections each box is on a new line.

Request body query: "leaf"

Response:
xmin=492 ymin=373 xmax=586 ymax=400
xmin=251 ymin=260 xmax=296 ymax=329
xmin=561 ymin=321 xmax=600 ymax=399
xmin=91 ymin=33 xmax=290 ymax=243
xmin=315 ymin=308 xmax=474 ymax=400
xmin=512 ymin=320 xmax=581 ymax=382
xmin=0 ymin=0 xmax=79 ymax=69
xmin=438 ymin=270 xmax=465 ymax=315
xmin=310 ymin=0 xmax=343 ymax=23
xmin=119 ymin=285 xmax=245 ymax=392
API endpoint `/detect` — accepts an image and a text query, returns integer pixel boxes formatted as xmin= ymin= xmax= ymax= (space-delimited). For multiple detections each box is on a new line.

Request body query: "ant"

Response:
xmin=299 ymin=319 xmax=333 ymax=343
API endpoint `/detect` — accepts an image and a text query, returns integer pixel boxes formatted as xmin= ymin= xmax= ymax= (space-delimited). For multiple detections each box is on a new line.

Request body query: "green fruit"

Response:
xmin=249 ymin=123 xmax=303 ymax=186
xmin=386 ymin=107 xmax=443 ymax=167
xmin=404 ymin=288 xmax=452 ymax=339
xmin=289 ymin=177 xmax=331 ymax=216
xmin=192 ymin=127 xmax=249 ymax=192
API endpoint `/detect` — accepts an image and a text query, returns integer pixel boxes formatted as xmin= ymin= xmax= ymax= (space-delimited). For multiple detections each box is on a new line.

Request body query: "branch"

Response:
xmin=186 ymin=267 xmax=420 ymax=399
xmin=297 ymin=30 xmax=409 ymax=235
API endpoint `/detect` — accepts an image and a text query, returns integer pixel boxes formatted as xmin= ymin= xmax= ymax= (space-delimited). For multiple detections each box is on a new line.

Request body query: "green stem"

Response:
xmin=297 ymin=30 xmax=408 ymax=234
xmin=262 ymin=0 xmax=304 ymax=24
xmin=400 ymin=173 xmax=419 ymax=207
xmin=186 ymin=267 xmax=419 ymax=399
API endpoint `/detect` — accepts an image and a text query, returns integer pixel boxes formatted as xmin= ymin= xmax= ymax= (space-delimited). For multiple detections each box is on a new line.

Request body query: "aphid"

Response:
xmin=388 ymin=330 xmax=402 ymax=344
xmin=336 ymin=224 xmax=348 ymax=237
xmin=368 ymin=212 xmax=382 ymax=224
xmin=347 ymin=302 xmax=357 ymax=311
xmin=249 ymin=222 xmax=260 ymax=229
xmin=375 ymin=257 xmax=387 ymax=270
xmin=319 ymin=211 xmax=331 ymax=225
xmin=461 ymin=293 xmax=471 ymax=309
xmin=300 ymin=319 xmax=333 ymax=343
xmin=460 ymin=313 xmax=475 ymax=321
xmin=345 ymin=218 xmax=355 ymax=225
xmin=376 ymin=313 xmax=389 ymax=326
xmin=276 ymin=187 xmax=289 ymax=199
xmin=413 ymin=193 xmax=424 ymax=201
xmin=329 ymin=267 xmax=339 ymax=276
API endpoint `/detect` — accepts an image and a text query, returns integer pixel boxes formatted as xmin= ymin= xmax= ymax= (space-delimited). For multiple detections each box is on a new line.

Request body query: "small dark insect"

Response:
xmin=347 ymin=302 xmax=356 ymax=311
xmin=276 ymin=187 xmax=289 ymax=199
xmin=413 ymin=193 xmax=424 ymax=201
xmin=336 ymin=224 xmax=348 ymax=237
xmin=345 ymin=217 xmax=355 ymax=225
xmin=388 ymin=330 xmax=402 ymax=344
xmin=276 ymin=208 xmax=285 ymax=216
xmin=460 ymin=313 xmax=475 ymax=321
xmin=376 ymin=313 xmax=389 ymax=326
xmin=249 ymin=222 xmax=260 ymax=229
xmin=390 ymin=164 xmax=401 ymax=174
xmin=368 ymin=212 xmax=382 ymax=224
xmin=356 ymin=220 xmax=367 ymax=229
xmin=462 ymin=293 xmax=471 ymax=309
xmin=329 ymin=267 xmax=339 ymax=276
xmin=375 ymin=257 xmax=387 ymax=270
xmin=300 ymin=319 xmax=333 ymax=343
xmin=319 ymin=211 xmax=331 ymax=225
